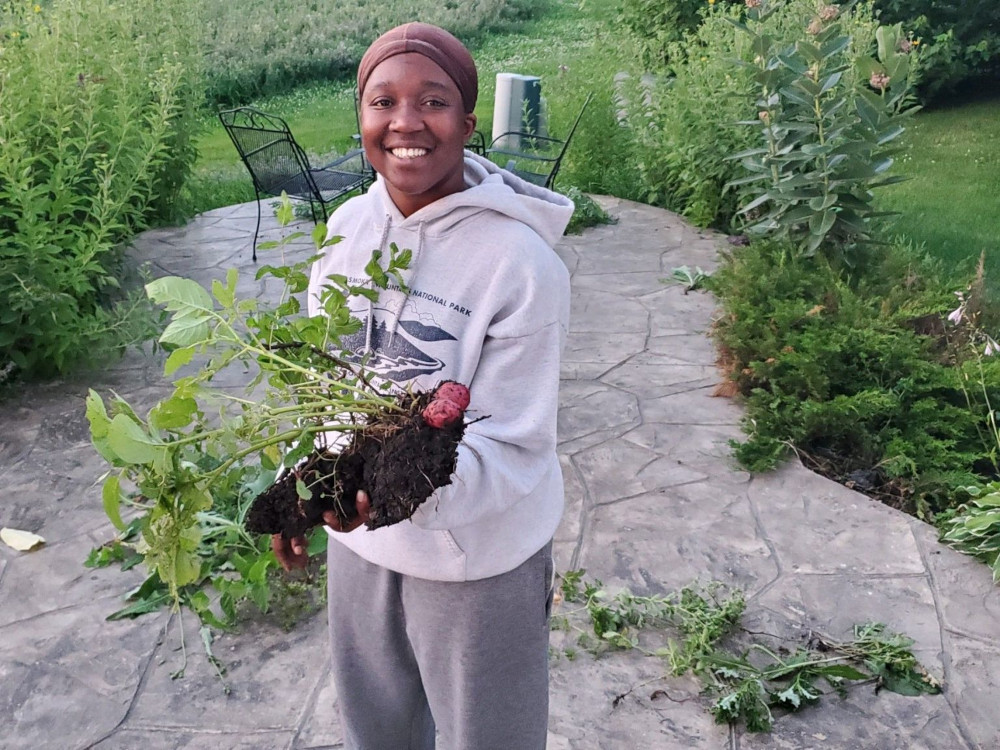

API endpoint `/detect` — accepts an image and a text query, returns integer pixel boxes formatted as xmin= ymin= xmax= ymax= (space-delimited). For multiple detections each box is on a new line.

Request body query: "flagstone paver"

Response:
xmin=1 ymin=196 xmax=998 ymax=749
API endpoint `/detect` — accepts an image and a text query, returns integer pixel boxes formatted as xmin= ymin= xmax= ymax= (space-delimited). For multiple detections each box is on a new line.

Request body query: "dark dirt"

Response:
xmin=245 ymin=385 xmax=466 ymax=538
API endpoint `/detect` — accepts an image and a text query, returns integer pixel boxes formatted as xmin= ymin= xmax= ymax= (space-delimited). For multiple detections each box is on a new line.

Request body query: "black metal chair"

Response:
xmin=219 ymin=107 xmax=371 ymax=261
xmin=486 ymin=92 xmax=593 ymax=190
xmin=465 ymin=130 xmax=487 ymax=155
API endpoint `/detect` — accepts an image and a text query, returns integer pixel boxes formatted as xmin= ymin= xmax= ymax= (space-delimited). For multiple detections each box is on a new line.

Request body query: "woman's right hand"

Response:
xmin=271 ymin=491 xmax=371 ymax=570
xmin=272 ymin=533 xmax=309 ymax=571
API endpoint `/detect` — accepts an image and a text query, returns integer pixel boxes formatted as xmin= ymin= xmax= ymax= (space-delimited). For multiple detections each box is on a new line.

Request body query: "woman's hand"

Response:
xmin=272 ymin=533 xmax=309 ymax=571
xmin=323 ymin=490 xmax=372 ymax=533
xmin=271 ymin=491 xmax=371 ymax=570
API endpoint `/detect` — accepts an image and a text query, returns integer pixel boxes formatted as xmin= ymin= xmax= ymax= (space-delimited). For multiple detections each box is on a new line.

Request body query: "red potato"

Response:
xmin=433 ymin=381 xmax=470 ymax=410
xmin=422 ymin=398 xmax=464 ymax=429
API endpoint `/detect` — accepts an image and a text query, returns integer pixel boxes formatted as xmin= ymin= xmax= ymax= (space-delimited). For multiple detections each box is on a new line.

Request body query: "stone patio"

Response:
xmin=1 ymin=196 xmax=997 ymax=749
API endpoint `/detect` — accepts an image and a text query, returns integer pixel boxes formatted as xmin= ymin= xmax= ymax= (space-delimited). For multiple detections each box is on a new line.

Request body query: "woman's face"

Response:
xmin=360 ymin=53 xmax=477 ymax=217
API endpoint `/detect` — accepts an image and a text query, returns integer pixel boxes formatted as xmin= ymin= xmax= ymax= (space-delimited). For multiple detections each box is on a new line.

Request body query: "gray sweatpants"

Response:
xmin=326 ymin=539 xmax=555 ymax=750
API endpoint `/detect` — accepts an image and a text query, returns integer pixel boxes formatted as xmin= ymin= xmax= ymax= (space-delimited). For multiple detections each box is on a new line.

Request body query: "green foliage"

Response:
xmin=0 ymin=0 xmax=202 ymax=380
xmin=555 ymin=573 xmax=939 ymax=732
xmin=940 ymin=483 xmax=1000 ymax=582
xmin=86 ymin=198 xmax=407 ymax=629
xmin=730 ymin=7 xmax=918 ymax=260
xmin=620 ymin=3 xmax=757 ymax=227
xmin=701 ymin=622 xmax=938 ymax=732
xmin=558 ymin=573 xmax=745 ymax=665
xmin=199 ymin=0 xmax=540 ymax=106
xmin=665 ymin=265 xmax=710 ymax=292
xmin=712 ymin=238 xmax=1000 ymax=514
xmin=619 ymin=0 xmax=908 ymax=232
xmin=561 ymin=187 xmax=617 ymax=235
xmin=617 ymin=0 xmax=714 ymax=70
xmin=873 ymin=0 xmax=1000 ymax=101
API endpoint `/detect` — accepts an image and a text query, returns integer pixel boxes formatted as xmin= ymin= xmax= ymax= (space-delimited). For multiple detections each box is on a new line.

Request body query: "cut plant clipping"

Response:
xmin=553 ymin=574 xmax=941 ymax=733
xmin=0 ymin=527 xmax=45 ymax=552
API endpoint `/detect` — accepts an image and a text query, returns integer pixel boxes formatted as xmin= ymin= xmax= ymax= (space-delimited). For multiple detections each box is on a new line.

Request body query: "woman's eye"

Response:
xmin=370 ymin=98 xmax=392 ymax=108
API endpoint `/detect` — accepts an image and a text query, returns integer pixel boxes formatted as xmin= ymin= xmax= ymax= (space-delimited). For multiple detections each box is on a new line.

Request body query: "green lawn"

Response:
xmin=188 ymin=0 xmax=620 ymax=213
xmin=189 ymin=0 xmax=1000 ymax=285
xmin=878 ymin=96 xmax=1000 ymax=281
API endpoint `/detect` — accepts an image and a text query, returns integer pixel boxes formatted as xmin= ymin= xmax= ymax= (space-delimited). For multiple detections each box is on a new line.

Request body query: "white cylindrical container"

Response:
xmin=492 ymin=73 xmax=542 ymax=150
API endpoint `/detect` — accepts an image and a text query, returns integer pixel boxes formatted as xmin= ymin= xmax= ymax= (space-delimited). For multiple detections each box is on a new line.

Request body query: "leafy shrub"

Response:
xmin=620 ymin=0 xmax=892 ymax=231
xmin=0 ymin=0 xmax=202 ymax=379
xmin=200 ymin=0 xmax=540 ymax=106
xmin=730 ymin=9 xmax=918 ymax=260
xmin=940 ymin=482 xmax=1000 ymax=581
xmin=874 ymin=0 xmax=1000 ymax=101
xmin=620 ymin=3 xmax=757 ymax=227
xmin=712 ymin=238 xmax=1000 ymax=515
xmin=618 ymin=0 xmax=716 ymax=70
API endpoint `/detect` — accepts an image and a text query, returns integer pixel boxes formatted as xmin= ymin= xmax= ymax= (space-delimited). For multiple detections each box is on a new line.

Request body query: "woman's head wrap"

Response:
xmin=357 ymin=22 xmax=478 ymax=113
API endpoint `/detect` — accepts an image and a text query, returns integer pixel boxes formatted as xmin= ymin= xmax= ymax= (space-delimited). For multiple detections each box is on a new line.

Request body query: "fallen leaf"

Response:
xmin=1 ymin=527 xmax=46 ymax=552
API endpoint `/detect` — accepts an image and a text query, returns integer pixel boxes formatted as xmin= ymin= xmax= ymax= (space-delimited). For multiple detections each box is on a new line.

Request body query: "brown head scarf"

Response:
xmin=357 ymin=22 xmax=478 ymax=113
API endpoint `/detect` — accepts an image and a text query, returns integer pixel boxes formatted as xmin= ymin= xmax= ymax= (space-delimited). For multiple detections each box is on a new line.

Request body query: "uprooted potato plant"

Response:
xmin=85 ymin=198 xmax=469 ymax=676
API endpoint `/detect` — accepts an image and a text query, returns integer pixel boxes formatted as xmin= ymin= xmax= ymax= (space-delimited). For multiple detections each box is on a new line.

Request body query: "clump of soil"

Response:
xmin=245 ymin=382 xmax=469 ymax=538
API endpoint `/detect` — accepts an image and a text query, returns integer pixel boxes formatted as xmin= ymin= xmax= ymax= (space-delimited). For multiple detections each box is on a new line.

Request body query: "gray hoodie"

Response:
xmin=308 ymin=152 xmax=573 ymax=581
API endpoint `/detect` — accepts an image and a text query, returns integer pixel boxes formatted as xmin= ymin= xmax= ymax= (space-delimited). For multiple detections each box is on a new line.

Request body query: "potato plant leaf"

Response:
xmin=102 ymin=475 xmax=126 ymax=531
xmin=107 ymin=414 xmax=167 ymax=465
xmin=146 ymin=276 xmax=214 ymax=313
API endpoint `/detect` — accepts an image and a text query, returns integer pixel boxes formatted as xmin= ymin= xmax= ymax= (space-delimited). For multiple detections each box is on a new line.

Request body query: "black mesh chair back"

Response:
xmin=219 ymin=107 xmax=370 ymax=260
xmin=486 ymin=92 xmax=593 ymax=190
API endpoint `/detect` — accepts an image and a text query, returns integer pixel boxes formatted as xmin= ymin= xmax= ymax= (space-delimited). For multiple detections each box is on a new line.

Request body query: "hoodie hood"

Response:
xmin=367 ymin=150 xmax=574 ymax=248
xmin=355 ymin=151 xmax=574 ymax=352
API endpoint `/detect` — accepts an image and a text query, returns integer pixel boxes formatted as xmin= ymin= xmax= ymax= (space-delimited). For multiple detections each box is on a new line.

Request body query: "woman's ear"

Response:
xmin=463 ymin=112 xmax=477 ymax=140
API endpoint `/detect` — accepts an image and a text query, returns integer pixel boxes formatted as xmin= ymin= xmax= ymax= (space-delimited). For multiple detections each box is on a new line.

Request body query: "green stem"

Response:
xmin=813 ymin=93 xmax=830 ymax=197
xmin=202 ymin=423 xmax=358 ymax=481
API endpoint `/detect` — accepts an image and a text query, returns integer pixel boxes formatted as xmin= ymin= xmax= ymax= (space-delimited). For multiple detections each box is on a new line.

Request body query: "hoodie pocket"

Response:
xmin=440 ymin=529 xmax=466 ymax=560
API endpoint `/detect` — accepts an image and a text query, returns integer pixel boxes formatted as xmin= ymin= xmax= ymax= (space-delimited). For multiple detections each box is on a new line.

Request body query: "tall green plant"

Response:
xmin=619 ymin=0 xmax=886 ymax=230
xmin=618 ymin=0 xmax=714 ymax=70
xmin=622 ymin=4 xmax=758 ymax=226
xmin=0 ymin=0 xmax=203 ymax=379
xmin=728 ymin=2 xmax=919 ymax=260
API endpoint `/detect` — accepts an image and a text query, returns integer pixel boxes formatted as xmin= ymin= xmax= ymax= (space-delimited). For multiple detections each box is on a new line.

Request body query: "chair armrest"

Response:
xmin=488 ymin=131 xmax=563 ymax=149
xmin=486 ymin=147 xmax=558 ymax=164
xmin=318 ymin=148 xmax=365 ymax=170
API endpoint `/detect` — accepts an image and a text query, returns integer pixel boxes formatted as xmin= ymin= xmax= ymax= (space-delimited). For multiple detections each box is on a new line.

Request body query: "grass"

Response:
xmin=188 ymin=0 xmax=1000 ymax=280
xmin=877 ymin=95 xmax=1000 ymax=284
xmin=187 ymin=0 xmax=626 ymax=214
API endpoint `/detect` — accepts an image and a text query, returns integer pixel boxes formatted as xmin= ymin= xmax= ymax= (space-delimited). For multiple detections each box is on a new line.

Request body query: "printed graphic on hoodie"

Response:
xmin=340 ymin=303 xmax=457 ymax=382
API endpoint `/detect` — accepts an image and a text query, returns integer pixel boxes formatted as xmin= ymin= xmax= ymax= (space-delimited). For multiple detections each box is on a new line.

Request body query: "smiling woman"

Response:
xmin=359 ymin=52 xmax=477 ymax=215
xmin=292 ymin=22 xmax=576 ymax=750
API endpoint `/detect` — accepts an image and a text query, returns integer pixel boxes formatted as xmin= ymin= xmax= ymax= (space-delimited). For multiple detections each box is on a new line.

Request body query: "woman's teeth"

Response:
xmin=391 ymin=148 xmax=428 ymax=159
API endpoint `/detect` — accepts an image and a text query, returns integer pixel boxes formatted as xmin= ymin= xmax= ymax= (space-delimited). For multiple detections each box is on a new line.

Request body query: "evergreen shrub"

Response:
xmin=711 ymin=238 xmax=1000 ymax=516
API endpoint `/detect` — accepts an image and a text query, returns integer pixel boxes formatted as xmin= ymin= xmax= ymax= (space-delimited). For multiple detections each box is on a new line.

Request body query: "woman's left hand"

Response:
xmin=323 ymin=490 xmax=372 ymax=533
